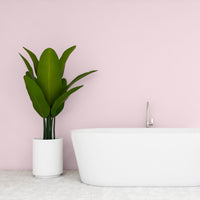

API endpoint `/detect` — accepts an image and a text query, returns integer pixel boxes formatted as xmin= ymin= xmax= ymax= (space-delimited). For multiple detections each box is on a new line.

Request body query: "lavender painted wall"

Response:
xmin=1 ymin=0 xmax=200 ymax=169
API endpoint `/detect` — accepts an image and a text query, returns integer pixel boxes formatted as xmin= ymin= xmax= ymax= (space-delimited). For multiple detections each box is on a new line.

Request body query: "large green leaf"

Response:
xmin=66 ymin=70 xmax=97 ymax=90
xmin=25 ymin=71 xmax=34 ymax=80
xmin=59 ymin=45 xmax=76 ymax=77
xmin=19 ymin=53 xmax=35 ymax=80
xmin=62 ymin=78 xmax=67 ymax=93
xmin=53 ymin=78 xmax=68 ymax=116
xmin=23 ymin=47 xmax=39 ymax=76
xmin=51 ymin=85 xmax=83 ymax=117
xmin=54 ymin=103 xmax=64 ymax=116
xmin=37 ymin=48 xmax=63 ymax=106
xmin=24 ymin=75 xmax=50 ymax=118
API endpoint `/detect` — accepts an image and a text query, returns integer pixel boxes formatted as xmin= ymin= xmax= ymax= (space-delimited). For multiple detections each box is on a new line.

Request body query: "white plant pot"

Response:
xmin=33 ymin=138 xmax=63 ymax=178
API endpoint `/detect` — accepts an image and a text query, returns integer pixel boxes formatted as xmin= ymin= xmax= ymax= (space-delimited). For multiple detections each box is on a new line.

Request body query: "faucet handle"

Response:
xmin=149 ymin=118 xmax=154 ymax=126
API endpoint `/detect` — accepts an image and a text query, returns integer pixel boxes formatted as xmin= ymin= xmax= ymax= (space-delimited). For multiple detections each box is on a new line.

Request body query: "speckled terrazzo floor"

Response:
xmin=1 ymin=170 xmax=200 ymax=200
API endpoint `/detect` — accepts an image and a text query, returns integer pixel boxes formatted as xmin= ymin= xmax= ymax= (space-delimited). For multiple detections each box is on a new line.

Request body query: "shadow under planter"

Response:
xmin=33 ymin=138 xmax=63 ymax=178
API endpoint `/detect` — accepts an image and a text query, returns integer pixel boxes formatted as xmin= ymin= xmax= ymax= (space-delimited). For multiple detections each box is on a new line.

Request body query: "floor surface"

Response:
xmin=1 ymin=170 xmax=200 ymax=200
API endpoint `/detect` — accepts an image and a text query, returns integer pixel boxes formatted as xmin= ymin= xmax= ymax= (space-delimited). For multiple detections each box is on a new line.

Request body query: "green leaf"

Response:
xmin=25 ymin=71 xmax=34 ymax=80
xmin=62 ymin=78 xmax=67 ymax=85
xmin=19 ymin=53 xmax=35 ymax=80
xmin=37 ymin=48 xmax=63 ymax=106
xmin=59 ymin=45 xmax=76 ymax=77
xmin=55 ymin=103 xmax=64 ymax=116
xmin=23 ymin=47 xmax=39 ymax=75
xmin=62 ymin=78 xmax=67 ymax=94
xmin=55 ymin=79 xmax=67 ymax=116
xmin=67 ymin=70 xmax=97 ymax=90
xmin=24 ymin=75 xmax=50 ymax=118
xmin=54 ymin=79 xmax=66 ymax=116
xmin=62 ymin=78 xmax=67 ymax=92
xmin=51 ymin=85 xmax=83 ymax=117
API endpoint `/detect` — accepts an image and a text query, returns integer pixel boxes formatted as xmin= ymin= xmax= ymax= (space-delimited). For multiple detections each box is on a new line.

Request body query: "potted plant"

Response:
xmin=19 ymin=46 xmax=97 ymax=178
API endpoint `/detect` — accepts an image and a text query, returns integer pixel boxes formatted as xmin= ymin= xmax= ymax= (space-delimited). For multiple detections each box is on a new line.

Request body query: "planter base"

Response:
xmin=33 ymin=172 xmax=63 ymax=179
xmin=33 ymin=138 xmax=63 ymax=178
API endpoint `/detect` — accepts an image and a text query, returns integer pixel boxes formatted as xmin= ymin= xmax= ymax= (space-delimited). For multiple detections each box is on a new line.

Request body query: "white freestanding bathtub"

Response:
xmin=71 ymin=128 xmax=200 ymax=186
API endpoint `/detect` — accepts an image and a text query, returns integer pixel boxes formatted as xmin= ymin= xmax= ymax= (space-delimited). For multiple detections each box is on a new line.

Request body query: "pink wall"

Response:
xmin=1 ymin=0 xmax=200 ymax=169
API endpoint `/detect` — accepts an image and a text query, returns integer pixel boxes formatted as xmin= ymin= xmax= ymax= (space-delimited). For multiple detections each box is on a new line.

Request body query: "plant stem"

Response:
xmin=47 ymin=115 xmax=52 ymax=139
xmin=43 ymin=118 xmax=46 ymax=139
xmin=53 ymin=117 xmax=56 ymax=139
xmin=43 ymin=116 xmax=55 ymax=139
xmin=50 ymin=116 xmax=52 ymax=139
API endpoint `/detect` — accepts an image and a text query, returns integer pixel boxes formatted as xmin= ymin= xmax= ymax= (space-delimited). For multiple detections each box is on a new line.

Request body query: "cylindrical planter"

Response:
xmin=33 ymin=138 xmax=63 ymax=178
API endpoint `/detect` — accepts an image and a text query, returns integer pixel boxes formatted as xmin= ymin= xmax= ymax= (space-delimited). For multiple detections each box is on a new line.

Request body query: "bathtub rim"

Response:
xmin=70 ymin=128 xmax=200 ymax=135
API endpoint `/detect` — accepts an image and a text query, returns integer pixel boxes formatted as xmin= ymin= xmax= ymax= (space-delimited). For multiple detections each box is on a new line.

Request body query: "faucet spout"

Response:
xmin=146 ymin=101 xmax=153 ymax=128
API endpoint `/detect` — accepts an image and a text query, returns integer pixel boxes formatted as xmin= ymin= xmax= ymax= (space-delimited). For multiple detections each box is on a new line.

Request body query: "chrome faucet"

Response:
xmin=146 ymin=101 xmax=153 ymax=128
